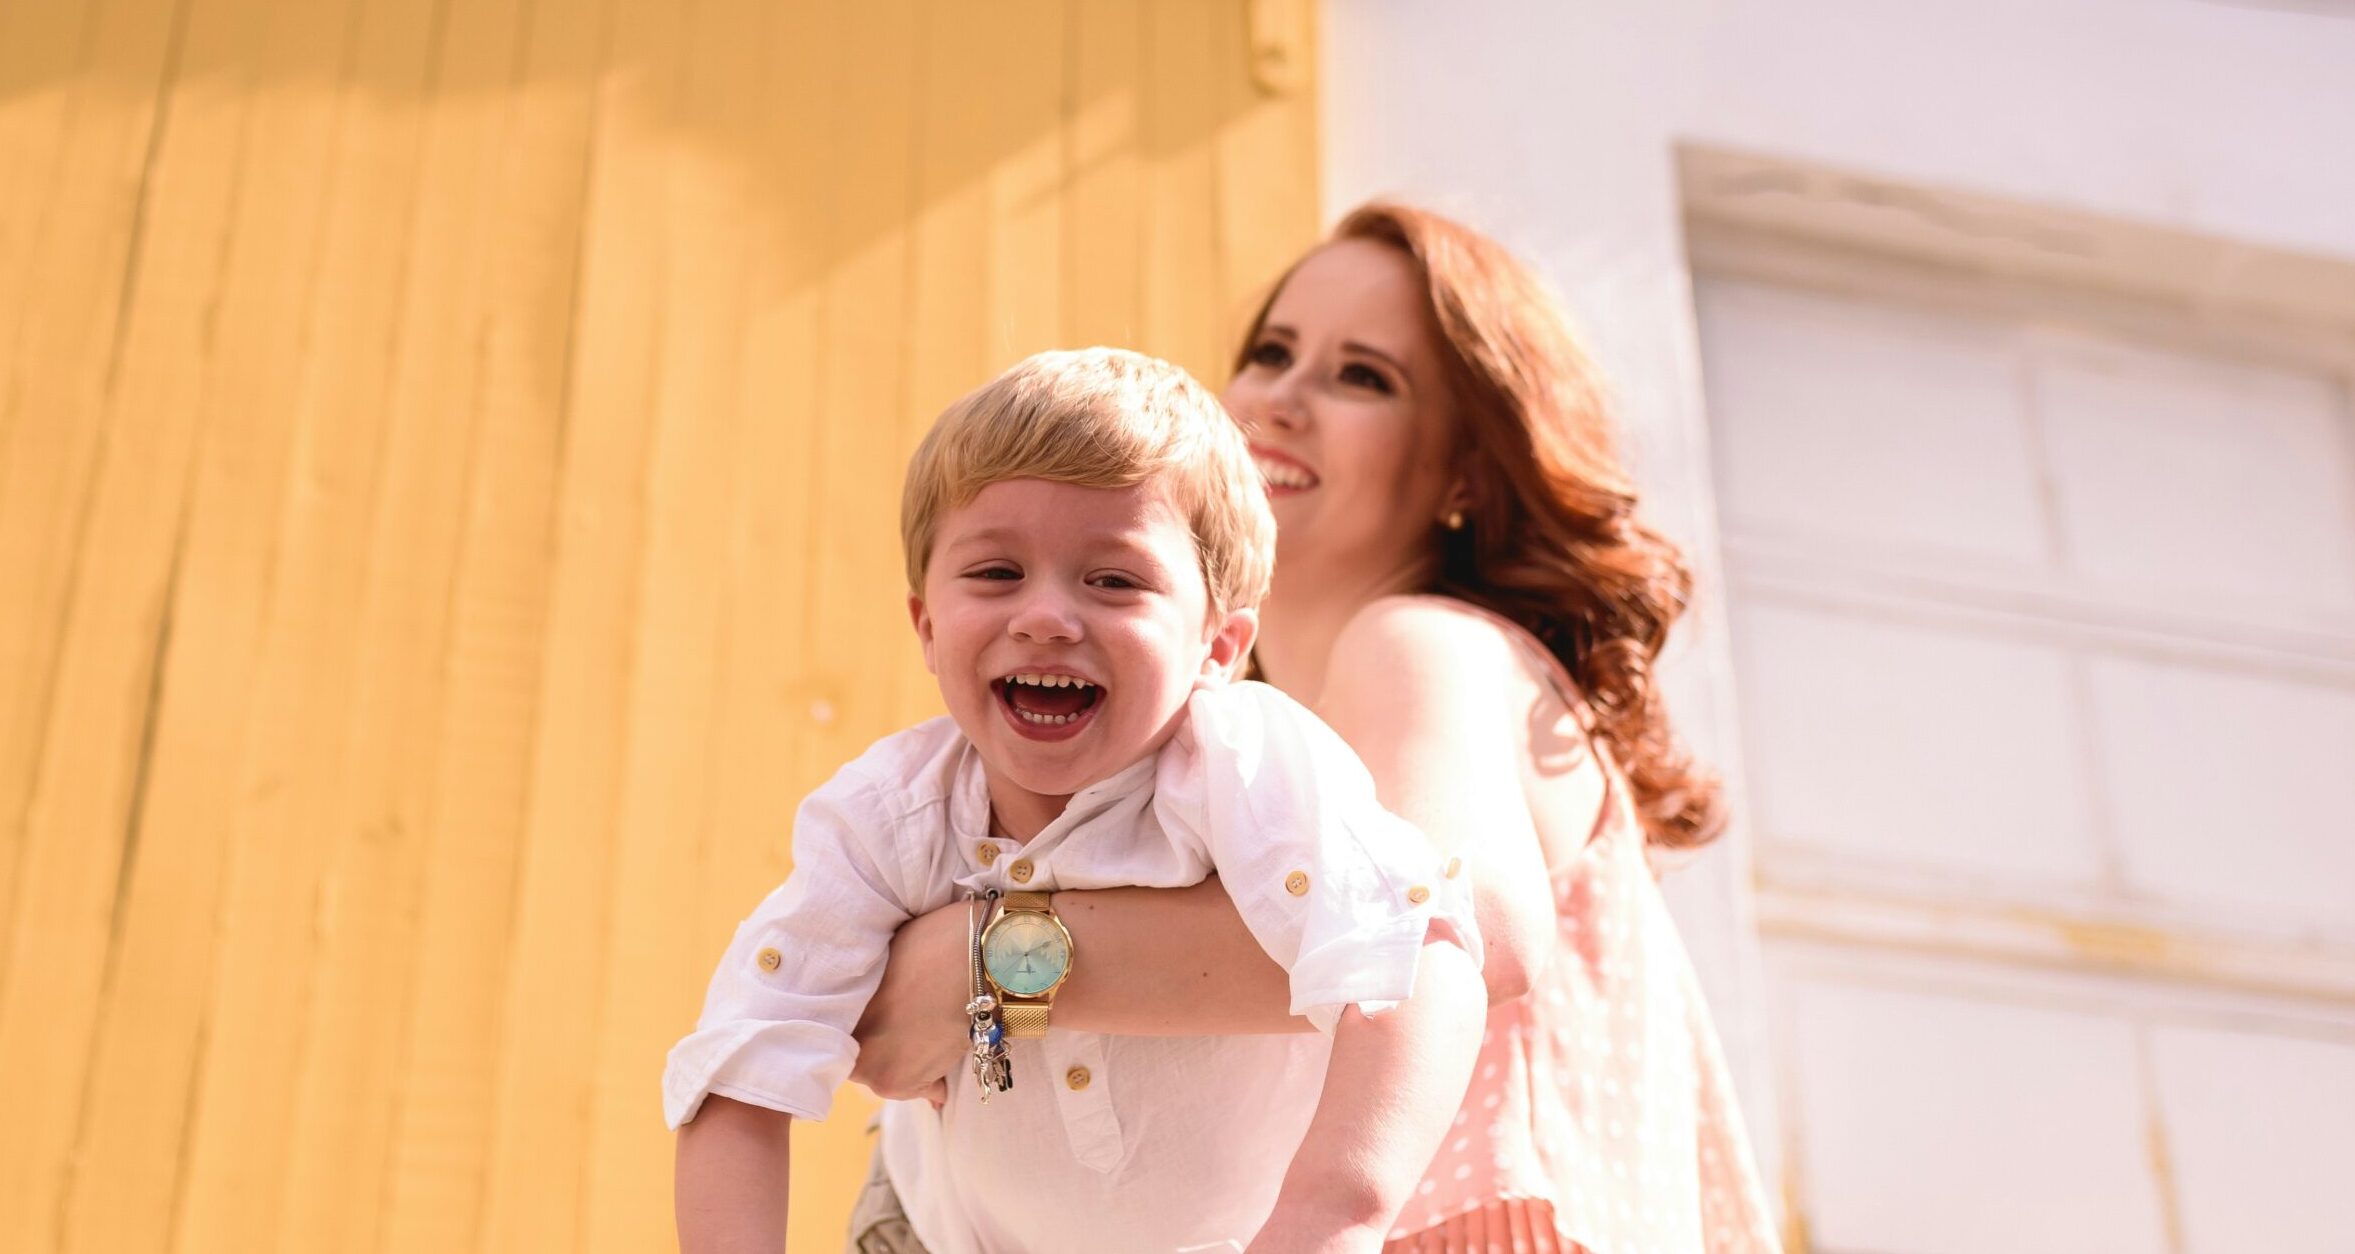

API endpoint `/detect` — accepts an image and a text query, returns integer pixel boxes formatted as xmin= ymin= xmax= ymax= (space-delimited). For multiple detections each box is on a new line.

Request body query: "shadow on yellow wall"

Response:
xmin=0 ymin=1 xmax=1314 ymax=1250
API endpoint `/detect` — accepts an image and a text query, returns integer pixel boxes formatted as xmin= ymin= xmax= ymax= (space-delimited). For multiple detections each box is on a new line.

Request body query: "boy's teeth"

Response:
xmin=1014 ymin=708 xmax=1075 ymax=726
xmin=1005 ymin=673 xmax=1095 ymax=690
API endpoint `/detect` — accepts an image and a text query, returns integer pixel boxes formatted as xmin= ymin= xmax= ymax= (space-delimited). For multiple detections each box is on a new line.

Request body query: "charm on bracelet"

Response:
xmin=965 ymin=890 xmax=1013 ymax=1100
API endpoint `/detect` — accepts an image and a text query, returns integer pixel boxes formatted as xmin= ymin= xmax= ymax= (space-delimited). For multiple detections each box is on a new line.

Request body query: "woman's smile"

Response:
xmin=1249 ymin=443 xmax=1320 ymax=496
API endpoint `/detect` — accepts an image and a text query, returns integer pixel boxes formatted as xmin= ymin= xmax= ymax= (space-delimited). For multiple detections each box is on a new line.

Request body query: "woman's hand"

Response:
xmin=850 ymin=900 xmax=972 ymax=1104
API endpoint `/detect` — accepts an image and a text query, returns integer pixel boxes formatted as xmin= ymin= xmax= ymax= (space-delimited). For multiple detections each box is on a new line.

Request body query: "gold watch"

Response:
xmin=978 ymin=892 xmax=1073 ymax=1038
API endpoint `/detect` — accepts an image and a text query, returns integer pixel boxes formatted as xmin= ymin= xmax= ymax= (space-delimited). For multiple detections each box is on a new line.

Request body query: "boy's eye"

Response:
xmin=1246 ymin=339 xmax=1292 ymax=370
xmin=968 ymin=566 xmax=1020 ymax=581
xmin=1340 ymin=362 xmax=1393 ymax=394
xmin=1091 ymin=573 xmax=1142 ymax=591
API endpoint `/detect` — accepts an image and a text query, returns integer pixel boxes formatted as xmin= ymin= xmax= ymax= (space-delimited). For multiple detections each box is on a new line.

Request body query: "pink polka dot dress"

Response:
xmin=1385 ymin=612 xmax=1781 ymax=1254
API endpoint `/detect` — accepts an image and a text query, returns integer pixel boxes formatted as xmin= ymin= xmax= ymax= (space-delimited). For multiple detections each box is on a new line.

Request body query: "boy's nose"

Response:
xmin=1007 ymin=593 xmax=1082 ymax=644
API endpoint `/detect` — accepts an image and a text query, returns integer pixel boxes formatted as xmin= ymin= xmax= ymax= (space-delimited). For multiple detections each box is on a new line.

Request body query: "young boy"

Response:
xmin=666 ymin=349 xmax=1485 ymax=1253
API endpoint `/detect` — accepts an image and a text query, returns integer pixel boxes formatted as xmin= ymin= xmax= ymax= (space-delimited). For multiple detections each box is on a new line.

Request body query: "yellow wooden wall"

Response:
xmin=0 ymin=1 xmax=1317 ymax=1249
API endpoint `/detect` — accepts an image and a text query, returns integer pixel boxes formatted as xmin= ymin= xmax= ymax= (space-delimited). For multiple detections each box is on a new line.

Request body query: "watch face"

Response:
xmin=982 ymin=912 xmax=1070 ymax=997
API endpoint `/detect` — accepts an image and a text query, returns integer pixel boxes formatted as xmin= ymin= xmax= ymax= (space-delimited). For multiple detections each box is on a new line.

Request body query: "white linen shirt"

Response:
xmin=662 ymin=680 xmax=1479 ymax=1254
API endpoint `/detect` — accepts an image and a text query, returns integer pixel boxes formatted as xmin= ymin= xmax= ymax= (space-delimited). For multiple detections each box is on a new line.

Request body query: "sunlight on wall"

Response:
xmin=0 ymin=1 xmax=1316 ymax=1249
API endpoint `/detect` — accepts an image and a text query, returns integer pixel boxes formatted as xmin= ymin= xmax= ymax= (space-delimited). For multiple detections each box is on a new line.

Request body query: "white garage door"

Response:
xmin=1696 ymin=272 xmax=2355 ymax=1254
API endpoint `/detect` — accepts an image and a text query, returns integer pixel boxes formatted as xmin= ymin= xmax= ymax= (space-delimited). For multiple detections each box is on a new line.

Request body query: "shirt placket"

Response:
xmin=989 ymin=845 xmax=1123 ymax=1174
xmin=1042 ymin=1031 xmax=1123 ymax=1173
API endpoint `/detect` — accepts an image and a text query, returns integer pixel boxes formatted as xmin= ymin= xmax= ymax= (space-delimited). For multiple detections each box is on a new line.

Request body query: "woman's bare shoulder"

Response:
xmin=1326 ymin=594 xmax=1539 ymax=699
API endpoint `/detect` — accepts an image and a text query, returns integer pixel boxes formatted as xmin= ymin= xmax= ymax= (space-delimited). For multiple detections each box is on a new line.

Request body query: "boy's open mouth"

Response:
xmin=992 ymin=672 xmax=1103 ymax=731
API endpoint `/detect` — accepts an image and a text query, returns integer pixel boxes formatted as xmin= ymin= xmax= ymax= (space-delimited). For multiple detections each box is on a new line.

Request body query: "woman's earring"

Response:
xmin=1444 ymin=509 xmax=1465 ymax=531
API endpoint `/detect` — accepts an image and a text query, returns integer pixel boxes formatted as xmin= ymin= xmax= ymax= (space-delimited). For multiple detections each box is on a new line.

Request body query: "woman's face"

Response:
xmin=1223 ymin=238 xmax=1460 ymax=597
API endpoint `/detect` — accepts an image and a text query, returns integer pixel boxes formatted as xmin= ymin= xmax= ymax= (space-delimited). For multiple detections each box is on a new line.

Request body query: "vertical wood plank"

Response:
xmin=384 ymin=0 xmax=639 ymax=1247
xmin=452 ymin=27 xmax=660 ymax=1254
xmin=0 ymin=0 xmax=179 ymax=1012
xmin=1064 ymin=1 xmax=1144 ymax=352
xmin=265 ymin=0 xmax=496 ymax=1247
xmin=783 ymin=3 xmax=926 ymax=1244
xmin=577 ymin=0 xmax=770 ymax=1246
xmin=1139 ymin=0 xmax=1221 ymax=380
xmin=163 ymin=0 xmax=410 ymax=1245
xmin=0 ymin=1 xmax=99 ymax=404
xmin=695 ymin=0 xmax=832 ymax=1020
xmin=899 ymin=0 xmax=991 ymax=428
xmin=50 ymin=0 xmax=307 ymax=1246
xmin=983 ymin=4 xmax=1067 ymax=370
xmin=1213 ymin=0 xmax=1319 ymax=347
xmin=0 ymin=0 xmax=197 ymax=1246
xmin=459 ymin=2 xmax=616 ymax=1249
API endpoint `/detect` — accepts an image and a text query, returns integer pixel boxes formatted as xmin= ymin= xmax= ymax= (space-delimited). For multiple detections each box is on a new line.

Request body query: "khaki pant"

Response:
xmin=846 ymin=1130 xmax=931 ymax=1254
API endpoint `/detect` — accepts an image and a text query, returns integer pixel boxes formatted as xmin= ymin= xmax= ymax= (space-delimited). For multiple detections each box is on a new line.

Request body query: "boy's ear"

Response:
xmin=907 ymin=593 xmax=938 ymax=675
xmin=1199 ymin=605 xmax=1259 ymax=685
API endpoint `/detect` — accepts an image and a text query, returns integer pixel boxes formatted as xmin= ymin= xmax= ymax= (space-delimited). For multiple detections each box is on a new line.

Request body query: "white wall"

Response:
xmin=1321 ymin=0 xmax=2355 ymax=1229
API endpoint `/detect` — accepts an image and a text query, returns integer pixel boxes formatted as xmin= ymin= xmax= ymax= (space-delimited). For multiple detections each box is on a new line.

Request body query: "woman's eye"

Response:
xmin=1339 ymin=362 xmax=1393 ymax=394
xmin=1247 ymin=339 xmax=1292 ymax=369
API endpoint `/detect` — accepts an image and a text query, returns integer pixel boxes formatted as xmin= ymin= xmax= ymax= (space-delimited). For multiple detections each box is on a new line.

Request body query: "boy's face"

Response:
xmin=910 ymin=477 xmax=1256 ymax=836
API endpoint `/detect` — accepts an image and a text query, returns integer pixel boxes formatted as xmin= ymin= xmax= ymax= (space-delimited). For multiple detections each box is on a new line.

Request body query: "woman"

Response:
xmin=851 ymin=203 xmax=1779 ymax=1254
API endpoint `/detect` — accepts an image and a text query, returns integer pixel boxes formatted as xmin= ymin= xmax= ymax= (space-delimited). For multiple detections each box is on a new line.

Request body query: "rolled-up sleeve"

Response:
xmin=1153 ymin=683 xmax=1483 ymax=1034
xmin=661 ymin=779 xmax=913 ymax=1128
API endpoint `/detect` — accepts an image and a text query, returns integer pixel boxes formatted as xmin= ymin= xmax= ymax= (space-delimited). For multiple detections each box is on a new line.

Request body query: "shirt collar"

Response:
xmin=947 ymin=741 xmax=1162 ymax=848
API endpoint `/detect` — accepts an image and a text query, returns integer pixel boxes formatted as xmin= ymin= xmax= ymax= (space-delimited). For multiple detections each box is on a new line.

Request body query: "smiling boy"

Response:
xmin=666 ymin=349 xmax=1484 ymax=1254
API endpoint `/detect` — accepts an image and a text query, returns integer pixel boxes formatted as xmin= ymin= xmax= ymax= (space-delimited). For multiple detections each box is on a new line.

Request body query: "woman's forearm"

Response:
xmin=1248 ymin=939 xmax=1487 ymax=1252
xmin=851 ymin=877 xmax=1306 ymax=1101
xmin=674 ymin=1096 xmax=794 ymax=1252
xmin=1054 ymin=877 xmax=1310 ymax=1035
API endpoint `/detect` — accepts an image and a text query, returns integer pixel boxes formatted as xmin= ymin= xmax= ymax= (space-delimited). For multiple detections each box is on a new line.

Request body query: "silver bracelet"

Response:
xmin=964 ymin=890 xmax=1011 ymax=1099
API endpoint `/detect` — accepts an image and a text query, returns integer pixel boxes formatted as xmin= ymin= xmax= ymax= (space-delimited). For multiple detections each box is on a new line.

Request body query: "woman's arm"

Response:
xmin=1248 ymin=939 xmax=1486 ymax=1253
xmin=849 ymin=877 xmax=1306 ymax=1101
xmin=1056 ymin=879 xmax=1302 ymax=1033
xmin=674 ymin=1096 xmax=794 ymax=1252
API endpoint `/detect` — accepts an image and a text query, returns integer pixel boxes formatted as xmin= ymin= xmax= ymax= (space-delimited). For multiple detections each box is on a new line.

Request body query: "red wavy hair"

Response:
xmin=1235 ymin=202 xmax=1727 ymax=850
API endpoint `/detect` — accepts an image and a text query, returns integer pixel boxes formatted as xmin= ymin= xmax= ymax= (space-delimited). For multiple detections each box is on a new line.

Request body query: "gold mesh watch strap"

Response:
xmin=998 ymin=1001 xmax=1052 ymax=1038
xmin=1001 ymin=891 xmax=1051 ymax=911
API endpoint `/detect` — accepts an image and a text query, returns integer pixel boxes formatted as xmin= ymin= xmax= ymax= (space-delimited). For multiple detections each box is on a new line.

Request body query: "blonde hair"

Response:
xmin=901 ymin=348 xmax=1273 ymax=616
